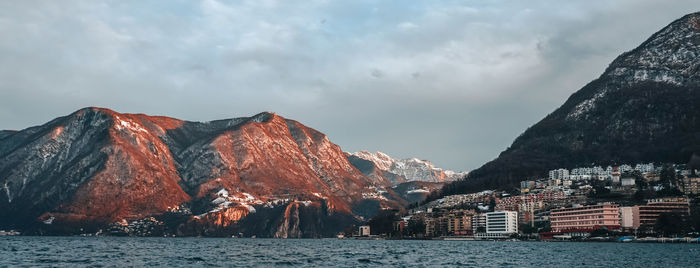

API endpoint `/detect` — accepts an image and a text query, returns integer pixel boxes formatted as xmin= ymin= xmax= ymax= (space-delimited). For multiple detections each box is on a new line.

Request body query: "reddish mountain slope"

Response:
xmin=0 ymin=107 xmax=403 ymax=237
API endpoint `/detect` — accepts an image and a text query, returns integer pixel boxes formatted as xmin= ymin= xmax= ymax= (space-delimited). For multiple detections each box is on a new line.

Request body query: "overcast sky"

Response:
xmin=1 ymin=1 xmax=699 ymax=171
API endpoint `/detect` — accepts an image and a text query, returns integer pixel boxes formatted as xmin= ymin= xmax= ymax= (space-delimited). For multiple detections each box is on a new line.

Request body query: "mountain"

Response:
xmin=346 ymin=151 xmax=461 ymax=205
xmin=0 ymin=108 xmax=405 ymax=237
xmin=349 ymin=151 xmax=468 ymax=183
xmin=445 ymin=12 xmax=700 ymax=194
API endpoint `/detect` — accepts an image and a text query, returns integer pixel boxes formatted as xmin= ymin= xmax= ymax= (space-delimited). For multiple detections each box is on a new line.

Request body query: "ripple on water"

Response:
xmin=0 ymin=237 xmax=698 ymax=267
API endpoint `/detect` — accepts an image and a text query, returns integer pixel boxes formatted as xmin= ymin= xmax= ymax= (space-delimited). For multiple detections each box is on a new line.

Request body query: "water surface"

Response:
xmin=1 ymin=237 xmax=698 ymax=267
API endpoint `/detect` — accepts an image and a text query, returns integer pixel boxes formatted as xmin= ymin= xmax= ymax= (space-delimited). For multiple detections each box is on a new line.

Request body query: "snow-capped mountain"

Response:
xmin=350 ymin=151 xmax=468 ymax=183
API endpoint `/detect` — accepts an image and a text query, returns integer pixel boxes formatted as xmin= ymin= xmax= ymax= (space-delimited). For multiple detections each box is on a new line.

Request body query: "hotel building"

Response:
xmin=550 ymin=203 xmax=620 ymax=232
xmin=634 ymin=198 xmax=690 ymax=230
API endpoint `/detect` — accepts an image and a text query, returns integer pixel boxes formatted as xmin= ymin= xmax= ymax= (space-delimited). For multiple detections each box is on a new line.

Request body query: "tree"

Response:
xmin=588 ymin=180 xmax=611 ymax=198
xmin=405 ymin=218 xmax=425 ymax=237
xmin=690 ymin=203 xmax=700 ymax=236
xmin=660 ymin=164 xmax=678 ymax=189
xmin=654 ymin=213 xmax=688 ymax=237
xmin=520 ymin=224 xmax=537 ymax=234
xmin=631 ymin=171 xmax=647 ymax=190
xmin=590 ymin=227 xmax=609 ymax=237
xmin=343 ymin=224 xmax=356 ymax=237
xmin=367 ymin=210 xmax=398 ymax=235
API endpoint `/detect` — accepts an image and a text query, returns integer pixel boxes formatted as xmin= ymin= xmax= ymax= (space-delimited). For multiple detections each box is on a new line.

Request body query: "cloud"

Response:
xmin=1 ymin=0 xmax=699 ymax=170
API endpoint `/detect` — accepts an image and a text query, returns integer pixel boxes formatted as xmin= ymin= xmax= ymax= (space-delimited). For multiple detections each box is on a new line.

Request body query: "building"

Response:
xmin=447 ymin=214 xmax=473 ymax=236
xmin=495 ymin=195 xmax=521 ymax=212
xmin=570 ymin=174 xmax=591 ymax=181
xmin=520 ymin=180 xmax=535 ymax=190
xmin=471 ymin=213 xmax=486 ymax=232
xmin=485 ymin=211 xmax=518 ymax=234
xmin=549 ymin=203 xmax=620 ymax=232
xmin=393 ymin=220 xmax=406 ymax=234
xmin=619 ymin=164 xmax=633 ymax=173
xmin=635 ymin=163 xmax=655 ymax=174
xmin=620 ymin=177 xmax=636 ymax=187
xmin=562 ymin=180 xmax=573 ymax=187
xmin=425 ymin=218 xmax=437 ymax=237
xmin=681 ymin=176 xmax=700 ymax=195
xmin=634 ymin=199 xmax=690 ymax=230
xmin=611 ymin=166 xmax=621 ymax=185
xmin=358 ymin=225 xmax=370 ymax=236
xmin=549 ymin=169 xmax=570 ymax=180
xmin=619 ymin=206 xmax=635 ymax=232
xmin=519 ymin=201 xmax=544 ymax=226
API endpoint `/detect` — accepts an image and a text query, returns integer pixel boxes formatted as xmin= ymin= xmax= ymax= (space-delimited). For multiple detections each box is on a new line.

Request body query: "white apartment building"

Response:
xmin=635 ymin=163 xmax=655 ymax=174
xmin=619 ymin=164 xmax=633 ymax=173
xmin=549 ymin=169 xmax=570 ymax=180
xmin=486 ymin=211 xmax=518 ymax=234
xmin=571 ymin=167 xmax=592 ymax=176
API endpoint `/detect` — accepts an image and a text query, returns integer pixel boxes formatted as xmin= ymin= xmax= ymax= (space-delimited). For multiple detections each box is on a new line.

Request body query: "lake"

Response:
xmin=1 ymin=237 xmax=698 ymax=267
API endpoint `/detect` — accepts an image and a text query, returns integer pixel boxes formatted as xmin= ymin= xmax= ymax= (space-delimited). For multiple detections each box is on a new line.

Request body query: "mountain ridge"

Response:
xmin=0 ymin=107 xmax=405 ymax=237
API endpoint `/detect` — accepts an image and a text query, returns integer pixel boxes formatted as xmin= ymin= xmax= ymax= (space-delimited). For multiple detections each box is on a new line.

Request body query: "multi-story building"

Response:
xmin=549 ymin=169 xmax=570 ymax=180
xmin=619 ymin=198 xmax=690 ymax=233
xmin=635 ymin=163 xmax=655 ymax=174
xmin=497 ymin=190 xmax=573 ymax=216
xmin=634 ymin=199 xmax=690 ymax=230
xmin=485 ymin=211 xmax=518 ymax=234
xmin=435 ymin=191 xmax=496 ymax=208
xmin=570 ymin=174 xmax=592 ymax=181
xmin=471 ymin=213 xmax=486 ymax=232
xmin=550 ymin=203 xmax=620 ymax=232
xmin=446 ymin=214 xmax=473 ymax=236
xmin=520 ymin=180 xmax=535 ymax=190
xmin=619 ymin=164 xmax=633 ymax=173
xmin=424 ymin=218 xmax=436 ymax=237
xmin=681 ymin=176 xmax=700 ymax=195
xmin=519 ymin=201 xmax=544 ymax=225
xmin=619 ymin=206 xmax=635 ymax=232
xmin=571 ymin=167 xmax=592 ymax=176
xmin=495 ymin=195 xmax=521 ymax=212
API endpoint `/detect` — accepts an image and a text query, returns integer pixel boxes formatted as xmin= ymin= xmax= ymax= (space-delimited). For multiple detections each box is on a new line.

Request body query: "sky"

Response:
xmin=1 ymin=1 xmax=699 ymax=171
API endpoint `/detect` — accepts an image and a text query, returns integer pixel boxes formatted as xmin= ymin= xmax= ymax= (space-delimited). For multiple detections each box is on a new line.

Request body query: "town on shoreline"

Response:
xmin=348 ymin=162 xmax=700 ymax=243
